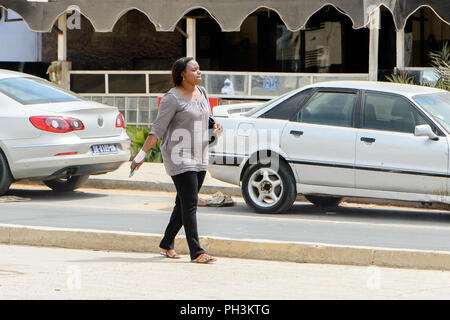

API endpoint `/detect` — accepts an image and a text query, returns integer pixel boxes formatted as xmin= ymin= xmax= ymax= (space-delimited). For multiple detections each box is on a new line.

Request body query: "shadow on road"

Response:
xmin=5 ymin=187 xmax=107 ymax=202
xmin=209 ymin=199 xmax=450 ymax=224
xmin=285 ymin=202 xmax=450 ymax=224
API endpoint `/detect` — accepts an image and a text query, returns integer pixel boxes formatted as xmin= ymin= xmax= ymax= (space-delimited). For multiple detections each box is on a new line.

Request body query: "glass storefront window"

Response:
xmin=102 ymin=96 xmax=115 ymax=107
xmin=251 ymin=75 xmax=300 ymax=97
xmin=115 ymin=97 xmax=125 ymax=114
xmin=149 ymin=97 xmax=160 ymax=123
xmin=109 ymin=74 xmax=146 ymax=94
xmin=71 ymin=74 xmax=105 ymax=94
xmin=203 ymin=74 xmax=247 ymax=96
xmin=149 ymin=74 xmax=172 ymax=93
xmin=91 ymin=96 xmax=103 ymax=104
xmin=126 ymin=97 xmax=138 ymax=124
xmin=138 ymin=97 xmax=150 ymax=124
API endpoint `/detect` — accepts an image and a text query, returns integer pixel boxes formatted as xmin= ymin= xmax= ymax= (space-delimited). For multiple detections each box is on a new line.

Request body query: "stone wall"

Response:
xmin=42 ymin=10 xmax=184 ymax=70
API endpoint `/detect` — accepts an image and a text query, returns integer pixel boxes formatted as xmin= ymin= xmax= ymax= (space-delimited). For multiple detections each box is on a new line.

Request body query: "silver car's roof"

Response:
xmin=0 ymin=69 xmax=40 ymax=80
xmin=304 ymin=80 xmax=445 ymax=98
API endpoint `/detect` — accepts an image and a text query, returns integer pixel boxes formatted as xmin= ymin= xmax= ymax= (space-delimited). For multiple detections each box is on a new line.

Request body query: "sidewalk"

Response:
xmin=1 ymin=244 xmax=449 ymax=299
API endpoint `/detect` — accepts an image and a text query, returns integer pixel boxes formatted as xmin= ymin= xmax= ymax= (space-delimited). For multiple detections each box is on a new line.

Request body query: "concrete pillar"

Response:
xmin=186 ymin=17 xmax=196 ymax=59
xmin=396 ymin=29 xmax=405 ymax=69
xmin=57 ymin=13 xmax=67 ymax=61
xmin=368 ymin=7 xmax=380 ymax=81
xmin=53 ymin=13 xmax=71 ymax=90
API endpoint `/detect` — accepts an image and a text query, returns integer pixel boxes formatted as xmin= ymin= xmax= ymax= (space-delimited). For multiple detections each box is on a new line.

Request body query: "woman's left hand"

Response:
xmin=213 ymin=123 xmax=223 ymax=137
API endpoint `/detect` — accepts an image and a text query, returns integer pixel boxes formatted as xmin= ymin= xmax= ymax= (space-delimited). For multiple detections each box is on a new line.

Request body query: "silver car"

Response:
xmin=0 ymin=69 xmax=130 ymax=195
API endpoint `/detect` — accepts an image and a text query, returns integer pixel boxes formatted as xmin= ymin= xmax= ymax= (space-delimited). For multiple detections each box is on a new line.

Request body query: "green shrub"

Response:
xmin=126 ymin=126 xmax=162 ymax=162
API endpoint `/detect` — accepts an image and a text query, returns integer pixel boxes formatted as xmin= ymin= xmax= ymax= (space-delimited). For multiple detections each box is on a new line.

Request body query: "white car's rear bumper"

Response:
xmin=208 ymin=153 xmax=247 ymax=186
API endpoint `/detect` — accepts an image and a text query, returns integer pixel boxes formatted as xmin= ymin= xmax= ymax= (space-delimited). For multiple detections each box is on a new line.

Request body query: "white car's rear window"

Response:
xmin=0 ymin=77 xmax=80 ymax=105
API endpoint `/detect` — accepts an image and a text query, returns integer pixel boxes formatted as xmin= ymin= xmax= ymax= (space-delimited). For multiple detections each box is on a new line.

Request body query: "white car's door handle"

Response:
xmin=290 ymin=130 xmax=303 ymax=136
xmin=361 ymin=137 xmax=376 ymax=143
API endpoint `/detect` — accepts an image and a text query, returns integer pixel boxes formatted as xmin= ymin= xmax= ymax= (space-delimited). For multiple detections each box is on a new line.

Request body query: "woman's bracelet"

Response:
xmin=133 ymin=149 xmax=147 ymax=164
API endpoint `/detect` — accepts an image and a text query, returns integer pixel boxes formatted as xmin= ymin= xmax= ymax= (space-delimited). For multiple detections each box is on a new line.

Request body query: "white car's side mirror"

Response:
xmin=415 ymin=124 xmax=439 ymax=141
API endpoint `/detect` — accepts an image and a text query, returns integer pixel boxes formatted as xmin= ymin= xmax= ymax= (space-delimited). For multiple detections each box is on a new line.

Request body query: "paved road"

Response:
xmin=2 ymin=184 xmax=450 ymax=252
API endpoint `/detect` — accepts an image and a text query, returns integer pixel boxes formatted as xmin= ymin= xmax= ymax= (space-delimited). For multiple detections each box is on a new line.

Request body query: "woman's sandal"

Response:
xmin=159 ymin=248 xmax=181 ymax=259
xmin=191 ymin=253 xmax=217 ymax=264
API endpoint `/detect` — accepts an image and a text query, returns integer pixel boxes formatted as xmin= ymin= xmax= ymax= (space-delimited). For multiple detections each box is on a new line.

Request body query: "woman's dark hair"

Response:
xmin=171 ymin=56 xmax=194 ymax=86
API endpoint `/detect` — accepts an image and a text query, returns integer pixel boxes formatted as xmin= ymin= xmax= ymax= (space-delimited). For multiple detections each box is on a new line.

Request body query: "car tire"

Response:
xmin=44 ymin=175 xmax=90 ymax=192
xmin=304 ymin=195 xmax=342 ymax=207
xmin=0 ymin=152 xmax=13 ymax=196
xmin=242 ymin=161 xmax=296 ymax=214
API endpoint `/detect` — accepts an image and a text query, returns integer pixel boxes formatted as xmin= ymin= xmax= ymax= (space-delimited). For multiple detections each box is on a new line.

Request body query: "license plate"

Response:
xmin=91 ymin=144 xmax=118 ymax=154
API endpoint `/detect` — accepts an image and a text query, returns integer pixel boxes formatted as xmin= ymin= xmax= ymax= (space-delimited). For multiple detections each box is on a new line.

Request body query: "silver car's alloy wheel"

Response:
xmin=247 ymin=167 xmax=284 ymax=208
xmin=0 ymin=152 xmax=13 ymax=196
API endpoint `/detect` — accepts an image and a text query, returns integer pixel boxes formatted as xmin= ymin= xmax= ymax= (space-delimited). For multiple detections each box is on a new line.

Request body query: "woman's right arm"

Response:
xmin=130 ymin=133 xmax=158 ymax=171
xmin=130 ymin=94 xmax=178 ymax=172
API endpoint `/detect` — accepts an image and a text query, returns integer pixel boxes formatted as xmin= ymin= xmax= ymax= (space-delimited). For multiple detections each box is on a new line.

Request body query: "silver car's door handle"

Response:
xmin=290 ymin=130 xmax=303 ymax=136
xmin=361 ymin=137 xmax=376 ymax=143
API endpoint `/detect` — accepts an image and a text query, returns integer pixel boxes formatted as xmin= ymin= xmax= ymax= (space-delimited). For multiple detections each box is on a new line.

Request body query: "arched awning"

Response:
xmin=372 ymin=0 xmax=450 ymax=30
xmin=1 ymin=0 xmax=447 ymax=33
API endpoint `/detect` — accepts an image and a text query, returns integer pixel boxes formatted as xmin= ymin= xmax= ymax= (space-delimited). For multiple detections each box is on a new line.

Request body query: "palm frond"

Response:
xmin=386 ymin=69 xmax=415 ymax=84
xmin=428 ymin=42 xmax=450 ymax=91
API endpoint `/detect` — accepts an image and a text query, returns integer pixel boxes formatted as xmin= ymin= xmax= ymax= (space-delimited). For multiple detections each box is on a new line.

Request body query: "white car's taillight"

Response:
xmin=116 ymin=113 xmax=126 ymax=128
xmin=29 ymin=116 xmax=85 ymax=133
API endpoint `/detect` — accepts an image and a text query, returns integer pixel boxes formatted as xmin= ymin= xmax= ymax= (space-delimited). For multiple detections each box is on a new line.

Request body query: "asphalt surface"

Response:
xmin=2 ymin=185 xmax=450 ymax=252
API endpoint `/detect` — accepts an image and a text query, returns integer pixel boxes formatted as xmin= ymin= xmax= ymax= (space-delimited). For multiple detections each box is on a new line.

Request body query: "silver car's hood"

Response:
xmin=28 ymin=100 xmax=123 ymax=139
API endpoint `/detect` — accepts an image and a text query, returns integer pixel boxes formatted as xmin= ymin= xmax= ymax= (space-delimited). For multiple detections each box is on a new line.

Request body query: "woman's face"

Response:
xmin=182 ymin=60 xmax=202 ymax=86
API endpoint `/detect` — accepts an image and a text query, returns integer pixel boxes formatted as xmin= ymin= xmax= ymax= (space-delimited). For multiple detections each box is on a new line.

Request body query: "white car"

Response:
xmin=0 ymin=69 xmax=130 ymax=195
xmin=209 ymin=81 xmax=450 ymax=213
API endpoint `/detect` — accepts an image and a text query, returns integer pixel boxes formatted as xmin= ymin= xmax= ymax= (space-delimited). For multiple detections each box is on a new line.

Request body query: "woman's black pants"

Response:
xmin=159 ymin=170 xmax=206 ymax=260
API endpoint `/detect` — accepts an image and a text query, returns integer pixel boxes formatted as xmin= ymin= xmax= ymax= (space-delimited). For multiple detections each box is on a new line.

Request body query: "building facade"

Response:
xmin=36 ymin=6 xmax=449 ymax=74
xmin=0 ymin=3 xmax=448 ymax=127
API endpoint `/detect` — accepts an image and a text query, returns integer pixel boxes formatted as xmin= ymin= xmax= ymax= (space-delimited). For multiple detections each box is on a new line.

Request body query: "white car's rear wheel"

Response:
xmin=44 ymin=174 xmax=89 ymax=192
xmin=0 ymin=152 xmax=13 ymax=196
xmin=242 ymin=161 xmax=296 ymax=213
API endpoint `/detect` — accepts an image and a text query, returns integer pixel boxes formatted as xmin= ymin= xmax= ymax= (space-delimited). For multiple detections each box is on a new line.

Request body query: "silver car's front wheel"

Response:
xmin=242 ymin=161 xmax=296 ymax=213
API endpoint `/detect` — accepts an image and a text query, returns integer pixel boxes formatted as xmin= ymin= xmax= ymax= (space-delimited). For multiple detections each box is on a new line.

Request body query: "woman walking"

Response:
xmin=130 ymin=57 xmax=222 ymax=263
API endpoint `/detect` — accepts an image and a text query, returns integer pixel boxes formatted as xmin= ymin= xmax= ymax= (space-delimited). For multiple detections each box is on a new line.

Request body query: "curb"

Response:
xmin=85 ymin=178 xmax=244 ymax=197
xmin=1 ymin=224 xmax=449 ymax=271
xmin=17 ymin=178 xmax=244 ymax=197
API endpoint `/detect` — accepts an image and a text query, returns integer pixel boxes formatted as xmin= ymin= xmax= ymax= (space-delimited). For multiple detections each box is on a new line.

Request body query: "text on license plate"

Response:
xmin=91 ymin=144 xmax=118 ymax=154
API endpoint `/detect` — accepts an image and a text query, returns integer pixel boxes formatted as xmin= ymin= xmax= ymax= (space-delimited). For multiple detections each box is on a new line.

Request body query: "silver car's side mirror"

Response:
xmin=415 ymin=124 xmax=439 ymax=141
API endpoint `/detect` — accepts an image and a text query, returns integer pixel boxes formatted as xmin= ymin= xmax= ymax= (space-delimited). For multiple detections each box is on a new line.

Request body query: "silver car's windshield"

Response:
xmin=0 ymin=77 xmax=81 ymax=105
xmin=414 ymin=92 xmax=450 ymax=133
xmin=242 ymin=90 xmax=295 ymax=117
